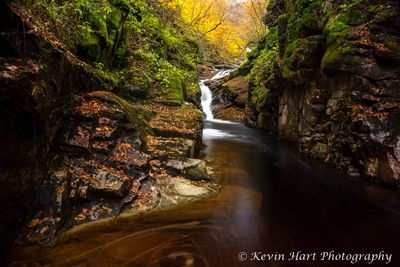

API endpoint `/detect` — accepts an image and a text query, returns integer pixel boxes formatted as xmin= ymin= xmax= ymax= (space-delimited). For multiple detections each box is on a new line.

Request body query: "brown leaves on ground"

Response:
xmin=68 ymin=125 xmax=91 ymax=148
xmin=136 ymin=191 xmax=153 ymax=207
xmin=136 ymin=104 xmax=203 ymax=136
xmin=351 ymin=25 xmax=390 ymax=53
xmin=352 ymin=104 xmax=389 ymax=120
xmin=93 ymin=125 xmax=117 ymax=139
xmin=10 ymin=4 xmax=99 ymax=77
xmin=74 ymin=205 xmax=113 ymax=222
xmin=27 ymin=217 xmax=49 ymax=228
xmin=74 ymin=100 xmax=122 ymax=117
xmin=0 ymin=58 xmax=41 ymax=79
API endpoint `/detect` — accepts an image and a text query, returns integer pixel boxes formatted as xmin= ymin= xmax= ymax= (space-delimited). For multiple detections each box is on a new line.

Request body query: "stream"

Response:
xmin=8 ymin=70 xmax=400 ymax=266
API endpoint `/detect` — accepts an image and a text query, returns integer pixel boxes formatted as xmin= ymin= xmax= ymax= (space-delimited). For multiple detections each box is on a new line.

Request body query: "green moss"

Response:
xmin=341 ymin=46 xmax=353 ymax=55
xmin=18 ymin=0 xmax=137 ymax=86
xmin=321 ymin=47 xmax=342 ymax=67
xmin=99 ymin=92 xmax=155 ymax=147
xmin=243 ymin=24 xmax=279 ymax=113
xmin=327 ymin=20 xmax=348 ymax=33
xmin=250 ymin=86 xmax=270 ymax=112
xmin=285 ymin=0 xmax=324 ymax=43
xmin=18 ymin=0 xmax=201 ymax=108
xmin=282 ymin=35 xmax=322 ymax=77
xmin=121 ymin=5 xmax=200 ymax=105
xmin=185 ymin=81 xmax=201 ymax=105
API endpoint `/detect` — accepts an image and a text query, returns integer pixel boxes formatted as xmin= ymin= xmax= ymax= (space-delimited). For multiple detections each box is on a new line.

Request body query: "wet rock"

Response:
xmin=156 ymin=176 xmax=217 ymax=203
xmin=126 ymin=85 xmax=146 ymax=99
xmin=209 ymin=75 xmax=247 ymax=122
xmin=110 ymin=134 xmax=149 ymax=170
xmin=395 ymin=138 xmax=400 ymax=162
xmin=161 ymin=177 xmax=210 ymax=197
xmin=69 ymin=128 xmax=91 ymax=150
xmin=74 ymin=96 xmax=125 ymax=121
xmin=70 ymin=160 xmax=131 ymax=199
xmin=165 ymin=158 xmax=209 ymax=181
xmin=17 ymin=169 xmax=71 ymax=245
xmin=138 ymin=103 xmax=203 ymax=155
xmin=347 ymin=165 xmax=361 ymax=178
xmin=387 ymin=153 xmax=400 ymax=181
xmin=88 ymin=169 xmax=130 ymax=198
xmin=91 ymin=140 xmax=114 ymax=154
xmin=147 ymin=106 xmax=203 ymax=140
xmin=147 ymin=136 xmax=195 ymax=158
xmin=93 ymin=123 xmax=118 ymax=139
xmin=72 ymin=203 xmax=117 ymax=225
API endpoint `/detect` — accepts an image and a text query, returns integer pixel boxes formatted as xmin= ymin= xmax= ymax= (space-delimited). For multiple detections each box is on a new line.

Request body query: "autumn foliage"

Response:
xmin=164 ymin=0 xmax=269 ymax=61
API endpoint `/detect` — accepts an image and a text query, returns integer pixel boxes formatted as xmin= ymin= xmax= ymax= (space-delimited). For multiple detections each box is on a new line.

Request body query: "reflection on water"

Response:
xmin=203 ymin=128 xmax=235 ymax=139
xmin=9 ymin=120 xmax=400 ymax=266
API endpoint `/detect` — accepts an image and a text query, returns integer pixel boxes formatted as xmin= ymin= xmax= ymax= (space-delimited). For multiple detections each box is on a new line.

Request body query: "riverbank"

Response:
xmin=9 ymin=117 xmax=400 ymax=267
xmin=0 ymin=1 xmax=220 ymax=258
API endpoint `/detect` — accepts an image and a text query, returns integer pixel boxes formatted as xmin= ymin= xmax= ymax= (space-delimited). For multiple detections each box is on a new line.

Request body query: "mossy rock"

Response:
xmin=85 ymin=91 xmax=154 ymax=147
xmin=250 ymin=86 xmax=270 ymax=113
xmin=285 ymin=0 xmax=325 ymax=43
xmin=282 ymin=35 xmax=323 ymax=77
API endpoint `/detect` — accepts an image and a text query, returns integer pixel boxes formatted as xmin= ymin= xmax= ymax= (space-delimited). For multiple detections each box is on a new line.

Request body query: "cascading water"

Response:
xmin=200 ymin=68 xmax=234 ymax=121
xmin=200 ymin=81 xmax=214 ymax=120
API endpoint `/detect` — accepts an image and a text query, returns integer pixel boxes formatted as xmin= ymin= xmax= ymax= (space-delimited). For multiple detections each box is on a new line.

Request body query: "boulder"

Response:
xmin=165 ymin=158 xmax=209 ymax=181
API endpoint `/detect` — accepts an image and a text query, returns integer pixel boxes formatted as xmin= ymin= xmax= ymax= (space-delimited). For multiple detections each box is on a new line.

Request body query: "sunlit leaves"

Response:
xmin=164 ymin=0 xmax=269 ymax=60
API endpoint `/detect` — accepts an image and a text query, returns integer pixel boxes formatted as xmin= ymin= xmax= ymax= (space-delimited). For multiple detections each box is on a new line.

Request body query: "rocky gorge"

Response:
xmin=2 ymin=0 xmax=400 ymax=265
xmin=240 ymin=0 xmax=400 ymax=185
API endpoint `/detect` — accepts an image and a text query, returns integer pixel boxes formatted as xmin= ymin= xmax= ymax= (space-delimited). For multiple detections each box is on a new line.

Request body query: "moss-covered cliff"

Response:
xmin=244 ymin=0 xmax=400 ymax=184
xmin=0 ymin=0 xmax=216 ymax=257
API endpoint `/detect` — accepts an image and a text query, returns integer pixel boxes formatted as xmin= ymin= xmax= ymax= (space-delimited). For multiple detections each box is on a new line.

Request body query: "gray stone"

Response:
xmin=127 ymin=85 xmax=146 ymax=98
xmin=165 ymin=158 xmax=209 ymax=180
xmin=88 ymin=170 xmax=130 ymax=198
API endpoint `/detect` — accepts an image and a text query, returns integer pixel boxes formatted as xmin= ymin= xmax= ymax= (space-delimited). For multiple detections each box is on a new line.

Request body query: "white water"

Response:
xmin=200 ymin=81 xmax=214 ymax=120
xmin=200 ymin=68 xmax=234 ymax=121
xmin=210 ymin=69 xmax=233 ymax=80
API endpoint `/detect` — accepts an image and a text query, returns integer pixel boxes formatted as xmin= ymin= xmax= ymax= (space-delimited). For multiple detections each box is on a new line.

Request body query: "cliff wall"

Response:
xmin=245 ymin=0 xmax=400 ymax=183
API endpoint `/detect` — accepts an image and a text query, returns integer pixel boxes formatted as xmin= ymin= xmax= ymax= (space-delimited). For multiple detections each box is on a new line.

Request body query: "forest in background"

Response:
xmin=164 ymin=0 xmax=269 ymax=61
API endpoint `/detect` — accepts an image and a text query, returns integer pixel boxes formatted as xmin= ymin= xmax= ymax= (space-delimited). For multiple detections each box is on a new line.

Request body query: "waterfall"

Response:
xmin=200 ymin=81 xmax=214 ymax=120
xmin=200 ymin=68 xmax=234 ymax=121
xmin=210 ymin=69 xmax=232 ymax=80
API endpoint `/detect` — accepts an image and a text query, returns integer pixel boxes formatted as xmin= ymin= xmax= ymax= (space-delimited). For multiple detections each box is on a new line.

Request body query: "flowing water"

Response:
xmin=8 ymin=71 xmax=400 ymax=266
xmin=200 ymin=68 xmax=233 ymax=121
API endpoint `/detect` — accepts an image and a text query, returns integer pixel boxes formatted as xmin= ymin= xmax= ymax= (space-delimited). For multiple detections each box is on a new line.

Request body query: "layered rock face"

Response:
xmin=0 ymin=1 xmax=215 ymax=254
xmin=246 ymin=0 xmax=400 ymax=184
xmin=0 ymin=2 xmax=107 ymax=253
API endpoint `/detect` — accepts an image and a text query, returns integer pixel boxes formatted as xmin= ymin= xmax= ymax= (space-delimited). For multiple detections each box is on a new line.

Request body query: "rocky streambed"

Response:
xmin=15 ymin=90 xmax=219 ymax=246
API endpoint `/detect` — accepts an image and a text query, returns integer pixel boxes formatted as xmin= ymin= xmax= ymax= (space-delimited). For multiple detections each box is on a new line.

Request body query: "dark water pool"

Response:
xmin=8 ymin=120 xmax=400 ymax=266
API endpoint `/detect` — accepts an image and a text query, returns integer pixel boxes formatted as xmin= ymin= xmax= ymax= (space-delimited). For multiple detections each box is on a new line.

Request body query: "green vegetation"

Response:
xmin=17 ymin=0 xmax=200 ymax=105
xmin=242 ymin=26 xmax=279 ymax=110
xmin=285 ymin=0 xmax=324 ymax=44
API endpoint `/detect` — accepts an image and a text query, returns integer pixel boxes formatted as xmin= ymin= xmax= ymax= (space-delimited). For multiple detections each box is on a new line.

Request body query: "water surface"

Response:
xmin=9 ymin=120 xmax=400 ymax=266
